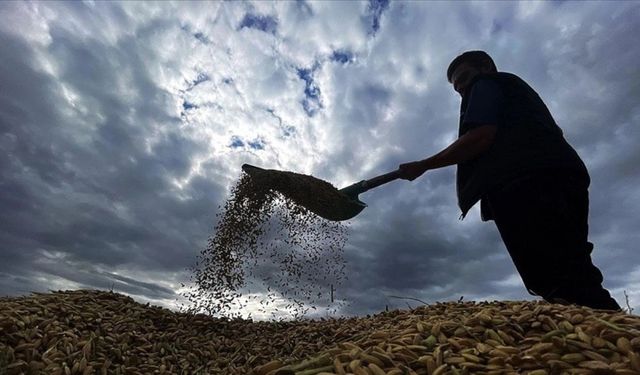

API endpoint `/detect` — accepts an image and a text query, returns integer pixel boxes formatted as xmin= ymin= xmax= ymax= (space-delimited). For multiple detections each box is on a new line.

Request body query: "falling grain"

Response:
xmin=181 ymin=171 xmax=349 ymax=319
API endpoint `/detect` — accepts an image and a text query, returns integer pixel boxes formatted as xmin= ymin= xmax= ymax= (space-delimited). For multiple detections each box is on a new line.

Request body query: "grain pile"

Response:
xmin=182 ymin=172 xmax=349 ymax=319
xmin=0 ymin=290 xmax=364 ymax=375
xmin=1 ymin=290 xmax=639 ymax=375
xmin=257 ymin=303 xmax=640 ymax=375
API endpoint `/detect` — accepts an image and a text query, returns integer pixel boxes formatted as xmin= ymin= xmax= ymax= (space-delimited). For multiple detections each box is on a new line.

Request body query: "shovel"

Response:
xmin=241 ymin=164 xmax=401 ymax=221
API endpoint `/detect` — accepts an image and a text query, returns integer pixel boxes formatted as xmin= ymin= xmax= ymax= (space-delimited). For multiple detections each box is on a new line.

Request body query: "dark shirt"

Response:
xmin=462 ymin=79 xmax=505 ymax=129
xmin=456 ymin=72 xmax=590 ymax=220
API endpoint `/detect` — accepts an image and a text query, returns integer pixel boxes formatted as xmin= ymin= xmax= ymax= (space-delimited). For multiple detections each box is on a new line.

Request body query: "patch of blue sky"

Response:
xmin=229 ymin=136 xmax=244 ymax=149
xmin=238 ymin=13 xmax=278 ymax=34
xmin=281 ymin=125 xmax=296 ymax=137
xmin=368 ymin=0 xmax=390 ymax=35
xmin=186 ymin=73 xmax=210 ymax=91
xmin=296 ymin=0 xmax=313 ymax=18
xmin=182 ymin=101 xmax=197 ymax=111
xmin=180 ymin=25 xmax=210 ymax=44
xmin=297 ymin=68 xmax=320 ymax=100
xmin=297 ymin=67 xmax=322 ymax=117
xmin=302 ymin=99 xmax=321 ymax=117
xmin=266 ymin=108 xmax=295 ymax=138
xmin=194 ymin=32 xmax=210 ymax=44
xmin=331 ymin=50 xmax=354 ymax=64
xmin=248 ymin=139 xmax=265 ymax=150
xmin=195 ymin=73 xmax=209 ymax=84
xmin=228 ymin=136 xmax=265 ymax=150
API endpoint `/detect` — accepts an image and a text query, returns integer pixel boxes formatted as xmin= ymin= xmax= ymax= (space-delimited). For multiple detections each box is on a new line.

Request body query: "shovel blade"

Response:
xmin=241 ymin=164 xmax=366 ymax=221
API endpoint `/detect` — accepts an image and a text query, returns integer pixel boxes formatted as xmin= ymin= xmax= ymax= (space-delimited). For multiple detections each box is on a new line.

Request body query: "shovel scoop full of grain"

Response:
xmin=242 ymin=164 xmax=365 ymax=221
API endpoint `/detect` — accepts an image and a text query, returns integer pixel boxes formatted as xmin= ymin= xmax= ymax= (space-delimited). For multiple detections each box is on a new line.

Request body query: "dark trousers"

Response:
xmin=483 ymin=171 xmax=621 ymax=311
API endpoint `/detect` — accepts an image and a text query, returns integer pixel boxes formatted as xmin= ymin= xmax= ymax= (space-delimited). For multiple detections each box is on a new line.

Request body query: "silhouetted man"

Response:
xmin=398 ymin=50 xmax=620 ymax=311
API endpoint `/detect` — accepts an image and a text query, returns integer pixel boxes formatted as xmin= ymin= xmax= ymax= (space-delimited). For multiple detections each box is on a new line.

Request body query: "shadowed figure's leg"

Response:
xmin=486 ymin=172 xmax=620 ymax=311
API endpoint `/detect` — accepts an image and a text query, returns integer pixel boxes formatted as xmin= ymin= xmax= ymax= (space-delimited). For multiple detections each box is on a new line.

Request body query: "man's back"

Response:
xmin=456 ymin=72 xmax=589 ymax=218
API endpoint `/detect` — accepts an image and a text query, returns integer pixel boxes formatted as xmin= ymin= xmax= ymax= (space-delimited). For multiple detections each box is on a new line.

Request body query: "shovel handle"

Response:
xmin=339 ymin=169 xmax=401 ymax=198
xmin=361 ymin=169 xmax=401 ymax=192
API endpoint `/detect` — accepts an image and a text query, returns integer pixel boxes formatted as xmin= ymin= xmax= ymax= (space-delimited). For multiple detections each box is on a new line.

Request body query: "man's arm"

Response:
xmin=398 ymin=124 xmax=497 ymax=181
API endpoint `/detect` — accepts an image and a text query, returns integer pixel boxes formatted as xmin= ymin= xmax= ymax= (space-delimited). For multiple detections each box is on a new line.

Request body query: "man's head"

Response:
xmin=447 ymin=50 xmax=497 ymax=97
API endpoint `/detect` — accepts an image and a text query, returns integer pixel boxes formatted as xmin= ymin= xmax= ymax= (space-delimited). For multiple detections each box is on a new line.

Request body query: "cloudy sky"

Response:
xmin=1 ymin=1 xmax=639 ymax=319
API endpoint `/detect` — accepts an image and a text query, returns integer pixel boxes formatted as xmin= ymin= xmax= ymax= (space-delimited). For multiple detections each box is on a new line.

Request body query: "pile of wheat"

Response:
xmin=0 ymin=290 xmax=371 ymax=375
xmin=2 ymin=290 xmax=639 ymax=375
xmin=254 ymin=302 xmax=640 ymax=375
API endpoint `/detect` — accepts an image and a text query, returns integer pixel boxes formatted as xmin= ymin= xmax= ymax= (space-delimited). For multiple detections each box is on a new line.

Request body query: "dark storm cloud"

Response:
xmin=0 ymin=13 xmax=221 ymax=299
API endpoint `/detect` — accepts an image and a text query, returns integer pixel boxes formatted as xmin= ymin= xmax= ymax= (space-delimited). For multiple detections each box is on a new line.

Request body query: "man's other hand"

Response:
xmin=398 ymin=160 xmax=427 ymax=181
